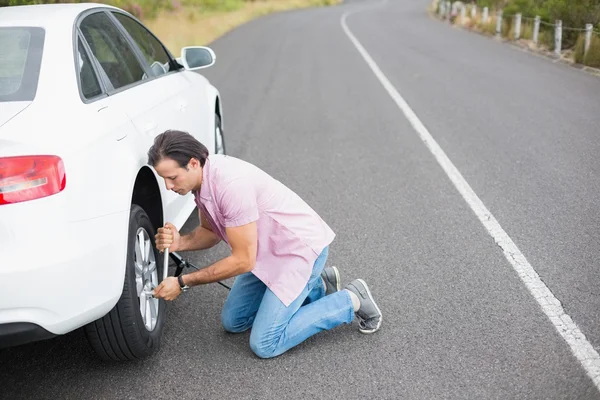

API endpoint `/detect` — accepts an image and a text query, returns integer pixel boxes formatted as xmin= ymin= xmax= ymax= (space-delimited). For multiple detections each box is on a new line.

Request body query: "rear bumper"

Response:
xmin=0 ymin=322 xmax=56 ymax=349
xmin=0 ymin=202 xmax=130 ymax=342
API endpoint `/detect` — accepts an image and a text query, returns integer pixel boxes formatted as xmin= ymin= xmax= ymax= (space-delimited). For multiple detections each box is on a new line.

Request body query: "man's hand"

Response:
xmin=155 ymin=222 xmax=181 ymax=252
xmin=152 ymin=277 xmax=181 ymax=301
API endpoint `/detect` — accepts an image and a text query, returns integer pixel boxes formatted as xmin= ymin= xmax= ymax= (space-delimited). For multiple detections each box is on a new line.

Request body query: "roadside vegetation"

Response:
xmin=0 ymin=0 xmax=341 ymax=51
xmin=437 ymin=0 xmax=600 ymax=69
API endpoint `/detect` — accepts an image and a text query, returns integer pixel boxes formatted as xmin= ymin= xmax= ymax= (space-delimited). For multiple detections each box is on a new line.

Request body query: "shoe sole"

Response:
xmin=331 ymin=266 xmax=341 ymax=292
xmin=355 ymin=278 xmax=382 ymax=334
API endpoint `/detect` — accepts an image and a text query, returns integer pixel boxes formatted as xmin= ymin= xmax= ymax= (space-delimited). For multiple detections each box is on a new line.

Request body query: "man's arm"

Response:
xmin=153 ymin=221 xmax=257 ymax=300
xmin=177 ymin=210 xmax=221 ymax=251
xmin=182 ymin=221 xmax=257 ymax=286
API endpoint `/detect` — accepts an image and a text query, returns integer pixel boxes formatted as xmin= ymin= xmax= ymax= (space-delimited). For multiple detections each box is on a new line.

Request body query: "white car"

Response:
xmin=0 ymin=3 xmax=226 ymax=360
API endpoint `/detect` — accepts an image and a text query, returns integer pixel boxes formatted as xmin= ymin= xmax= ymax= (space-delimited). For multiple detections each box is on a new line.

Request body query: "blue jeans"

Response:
xmin=221 ymin=246 xmax=355 ymax=358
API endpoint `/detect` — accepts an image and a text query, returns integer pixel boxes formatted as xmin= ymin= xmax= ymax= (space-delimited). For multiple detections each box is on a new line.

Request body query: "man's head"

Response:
xmin=147 ymin=130 xmax=209 ymax=195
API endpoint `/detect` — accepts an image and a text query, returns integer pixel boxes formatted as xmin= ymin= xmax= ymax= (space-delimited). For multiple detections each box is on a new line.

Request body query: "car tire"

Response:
xmin=84 ymin=204 xmax=167 ymax=361
xmin=215 ymin=113 xmax=226 ymax=155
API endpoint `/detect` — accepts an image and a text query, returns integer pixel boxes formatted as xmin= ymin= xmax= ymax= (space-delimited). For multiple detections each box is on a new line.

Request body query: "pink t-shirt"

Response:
xmin=194 ymin=155 xmax=335 ymax=307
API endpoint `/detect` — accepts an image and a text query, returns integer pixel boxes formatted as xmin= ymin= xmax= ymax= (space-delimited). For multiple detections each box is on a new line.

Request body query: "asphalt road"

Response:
xmin=3 ymin=0 xmax=600 ymax=399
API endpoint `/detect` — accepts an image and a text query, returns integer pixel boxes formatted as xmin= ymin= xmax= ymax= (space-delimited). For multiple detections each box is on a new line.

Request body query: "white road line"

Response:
xmin=341 ymin=1 xmax=600 ymax=390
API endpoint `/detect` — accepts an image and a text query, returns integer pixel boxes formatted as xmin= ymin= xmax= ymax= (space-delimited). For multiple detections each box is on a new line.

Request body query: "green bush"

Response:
xmin=476 ymin=0 xmax=600 ymax=50
xmin=503 ymin=0 xmax=538 ymax=18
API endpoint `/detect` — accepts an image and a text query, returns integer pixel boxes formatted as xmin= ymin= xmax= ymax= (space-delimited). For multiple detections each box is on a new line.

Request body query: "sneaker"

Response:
xmin=345 ymin=279 xmax=382 ymax=334
xmin=321 ymin=266 xmax=341 ymax=296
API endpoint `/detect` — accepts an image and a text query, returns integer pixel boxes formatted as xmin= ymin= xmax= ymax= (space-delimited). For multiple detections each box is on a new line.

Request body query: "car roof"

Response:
xmin=0 ymin=3 xmax=120 ymax=28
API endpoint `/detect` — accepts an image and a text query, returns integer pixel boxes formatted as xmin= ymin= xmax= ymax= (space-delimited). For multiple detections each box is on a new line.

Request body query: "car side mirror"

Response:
xmin=180 ymin=46 xmax=216 ymax=70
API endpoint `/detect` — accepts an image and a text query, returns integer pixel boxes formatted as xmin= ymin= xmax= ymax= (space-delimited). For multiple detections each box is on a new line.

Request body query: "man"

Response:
xmin=148 ymin=130 xmax=382 ymax=359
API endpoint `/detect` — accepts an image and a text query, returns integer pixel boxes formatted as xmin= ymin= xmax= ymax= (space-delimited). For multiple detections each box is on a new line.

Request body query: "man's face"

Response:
xmin=154 ymin=157 xmax=202 ymax=196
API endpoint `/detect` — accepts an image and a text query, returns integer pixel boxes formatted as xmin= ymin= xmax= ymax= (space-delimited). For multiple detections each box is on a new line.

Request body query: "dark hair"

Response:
xmin=147 ymin=130 xmax=209 ymax=168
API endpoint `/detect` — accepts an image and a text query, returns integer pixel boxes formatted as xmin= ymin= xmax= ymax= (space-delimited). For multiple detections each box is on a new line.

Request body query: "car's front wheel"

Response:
xmin=84 ymin=204 xmax=166 ymax=361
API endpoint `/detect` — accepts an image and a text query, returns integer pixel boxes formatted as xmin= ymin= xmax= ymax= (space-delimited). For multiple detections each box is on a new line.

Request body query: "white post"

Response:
xmin=482 ymin=7 xmax=489 ymax=24
xmin=555 ymin=20 xmax=562 ymax=56
xmin=471 ymin=4 xmax=477 ymax=19
xmin=533 ymin=16 xmax=540 ymax=45
xmin=461 ymin=5 xmax=466 ymax=24
xmin=439 ymin=1 xmax=445 ymax=17
xmin=585 ymin=23 xmax=593 ymax=56
xmin=446 ymin=1 xmax=451 ymax=18
xmin=496 ymin=10 xmax=503 ymax=37
xmin=515 ymin=13 xmax=522 ymax=39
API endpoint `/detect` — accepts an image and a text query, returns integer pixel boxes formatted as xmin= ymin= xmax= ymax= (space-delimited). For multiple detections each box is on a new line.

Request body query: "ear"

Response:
xmin=188 ymin=157 xmax=202 ymax=169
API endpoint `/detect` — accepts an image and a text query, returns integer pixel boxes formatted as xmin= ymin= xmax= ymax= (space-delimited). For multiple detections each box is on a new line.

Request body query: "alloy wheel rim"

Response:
xmin=134 ymin=227 xmax=159 ymax=331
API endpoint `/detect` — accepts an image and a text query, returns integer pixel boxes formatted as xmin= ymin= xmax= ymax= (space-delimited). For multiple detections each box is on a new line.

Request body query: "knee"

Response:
xmin=249 ymin=334 xmax=277 ymax=359
xmin=221 ymin=310 xmax=250 ymax=333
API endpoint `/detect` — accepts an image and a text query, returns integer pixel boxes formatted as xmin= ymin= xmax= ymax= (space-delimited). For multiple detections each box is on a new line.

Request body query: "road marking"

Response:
xmin=341 ymin=1 xmax=600 ymax=390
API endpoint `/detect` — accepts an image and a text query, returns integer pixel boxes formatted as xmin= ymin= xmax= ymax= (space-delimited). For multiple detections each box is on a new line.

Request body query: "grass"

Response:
xmin=501 ymin=18 xmax=512 ymax=37
xmin=433 ymin=5 xmax=600 ymax=71
xmin=2 ymin=0 xmax=340 ymax=56
xmin=144 ymin=0 xmax=340 ymax=54
xmin=477 ymin=16 xmax=498 ymax=35
xmin=574 ymin=32 xmax=600 ymax=67
xmin=537 ymin=25 xmax=555 ymax=50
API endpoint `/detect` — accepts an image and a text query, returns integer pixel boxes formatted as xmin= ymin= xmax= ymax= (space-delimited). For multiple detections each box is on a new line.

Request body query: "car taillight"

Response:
xmin=0 ymin=155 xmax=66 ymax=206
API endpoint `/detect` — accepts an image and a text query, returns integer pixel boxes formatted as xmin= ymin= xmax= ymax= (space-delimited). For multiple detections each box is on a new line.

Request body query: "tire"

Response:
xmin=84 ymin=204 xmax=166 ymax=361
xmin=215 ymin=113 xmax=226 ymax=155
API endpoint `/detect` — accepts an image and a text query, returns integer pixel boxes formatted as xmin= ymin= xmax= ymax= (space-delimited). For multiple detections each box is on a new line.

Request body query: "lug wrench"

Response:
xmin=142 ymin=247 xmax=170 ymax=299
xmin=169 ymin=251 xmax=231 ymax=290
xmin=144 ymin=249 xmax=231 ymax=298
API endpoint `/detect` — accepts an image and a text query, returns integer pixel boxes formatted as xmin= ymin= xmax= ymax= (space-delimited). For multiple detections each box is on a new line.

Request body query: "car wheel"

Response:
xmin=215 ymin=113 xmax=226 ymax=155
xmin=84 ymin=204 xmax=166 ymax=361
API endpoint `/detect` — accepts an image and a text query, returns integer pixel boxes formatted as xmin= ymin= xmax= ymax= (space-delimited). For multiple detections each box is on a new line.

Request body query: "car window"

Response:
xmin=76 ymin=38 xmax=103 ymax=99
xmin=112 ymin=12 xmax=173 ymax=77
xmin=0 ymin=27 xmax=44 ymax=102
xmin=79 ymin=12 xmax=146 ymax=90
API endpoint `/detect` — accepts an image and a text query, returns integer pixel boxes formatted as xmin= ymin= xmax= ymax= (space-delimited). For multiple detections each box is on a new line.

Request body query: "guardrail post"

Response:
xmin=585 ymin=23 xmax=593 ymax=56
xmin=471 ymin=4 xmax=477 ymax=19
xmin=496 ymin=10 xmax=503 ymax=37
xmin=460 ymin=4 xmax=466 ymax=24
xmin=555 ymin=20 xmax=562 ymax=56
xmin=482 ymin=7 xmax=489 ymax=24
xmin=533 ymin=16 xmax=540 ymax=45
xmin=515 ymin=13 xmax=522 ymax=39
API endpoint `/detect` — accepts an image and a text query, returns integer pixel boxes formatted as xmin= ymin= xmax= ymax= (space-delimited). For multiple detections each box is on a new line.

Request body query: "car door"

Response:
xmin=108 ymin=11 xmax=196 ymax=129
xmin=77 ymin=10 xmax=189 ymax=222
xmin=106 ymin=11 xmax=213 ymax=220
xmin=109 ymin=11 xmax=210 ymax=146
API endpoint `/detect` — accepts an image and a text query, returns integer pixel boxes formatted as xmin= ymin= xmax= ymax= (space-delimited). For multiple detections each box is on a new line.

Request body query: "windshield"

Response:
xmin=0 ymin=27 xmax=45 ymax=102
